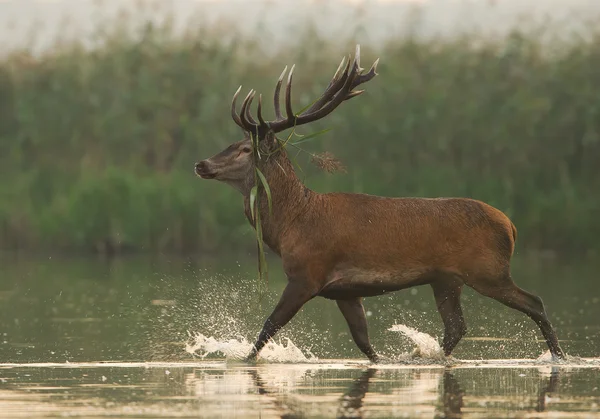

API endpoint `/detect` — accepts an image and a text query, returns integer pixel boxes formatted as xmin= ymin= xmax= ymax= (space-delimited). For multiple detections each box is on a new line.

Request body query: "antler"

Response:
xmin=231 ymin=45 xmax=379 ymax=136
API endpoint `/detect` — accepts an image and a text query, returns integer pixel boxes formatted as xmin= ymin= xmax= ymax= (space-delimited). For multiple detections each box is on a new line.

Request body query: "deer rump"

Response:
xmin=284 ymin=194 xmax=516 ymax=300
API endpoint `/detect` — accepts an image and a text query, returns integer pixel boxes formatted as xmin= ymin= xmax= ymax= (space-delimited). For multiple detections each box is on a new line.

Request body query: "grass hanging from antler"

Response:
xmin=249 ymin=131 xmax=271 ymax=298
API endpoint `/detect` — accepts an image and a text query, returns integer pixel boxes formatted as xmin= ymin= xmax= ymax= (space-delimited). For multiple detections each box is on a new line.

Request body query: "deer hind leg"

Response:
xmin=468 ymin=275 xmax=565 ymax=360
xmin=245 ymin=281 xmax=315 ymax=362
xmin=431 ymin=278 xmax=467 ymax=356
xmin=336 ymin=298 xmax=379 ymax=363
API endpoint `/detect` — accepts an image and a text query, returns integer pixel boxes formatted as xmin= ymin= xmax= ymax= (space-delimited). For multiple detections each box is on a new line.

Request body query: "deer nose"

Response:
xmin=195 ymin=160 xmax=217 ymax=179
xmin=195 ymin=161 xmax=208 ymax=171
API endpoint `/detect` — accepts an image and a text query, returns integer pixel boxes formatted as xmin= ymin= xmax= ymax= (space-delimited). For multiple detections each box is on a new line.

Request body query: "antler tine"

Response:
xmin=327 ymin=56 xmax=347 ymax=89
xmin=274 ymin=66 xmax=287 ymax=120
xmin=349 ymin=45 xmax=361 ymax=80
xmin=284 ymin=64 xmax=295 ymax=121
xmin=350 ymin=57 xmax=379 ymax=90
xmin=245 ymin=91 xmax=258 ymax=125
xmin=231 ymin=86 xmax=246 ymax=129
xmin=240 ymin=89 xmax=258 ymax=131
xmin=355 ymin=44 xmax=364 ymax=72
xmin=372 ymin=57 xmax=380 ymax=72
xmin=344 ymin=90 xmax=364 ymax=101
xmin=257 ymin=94 xmax=266 ymax=126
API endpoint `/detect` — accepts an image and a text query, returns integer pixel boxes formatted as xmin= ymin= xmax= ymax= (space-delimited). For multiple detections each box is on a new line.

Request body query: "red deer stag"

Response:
xmin=195 ymin=45 xmax=565 ymax=362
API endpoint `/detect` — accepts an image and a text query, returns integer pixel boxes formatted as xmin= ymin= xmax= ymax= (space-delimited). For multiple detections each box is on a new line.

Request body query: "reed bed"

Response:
xmin=1 ymin=17 xmax=599 ymax=254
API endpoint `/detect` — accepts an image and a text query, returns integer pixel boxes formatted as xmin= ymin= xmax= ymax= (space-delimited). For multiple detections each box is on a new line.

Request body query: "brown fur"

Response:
xmin=250 ymin=149 xmax=513 ymax=297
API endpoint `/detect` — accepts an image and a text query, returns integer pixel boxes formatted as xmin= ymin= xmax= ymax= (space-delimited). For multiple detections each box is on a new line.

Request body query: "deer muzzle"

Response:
xmin=195 ymin=161 xmax=217 ymax=179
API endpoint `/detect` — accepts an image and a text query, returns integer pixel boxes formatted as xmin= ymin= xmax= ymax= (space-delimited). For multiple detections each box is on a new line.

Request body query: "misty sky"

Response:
xmin=1 ymin=0 xmax=598 ymax=54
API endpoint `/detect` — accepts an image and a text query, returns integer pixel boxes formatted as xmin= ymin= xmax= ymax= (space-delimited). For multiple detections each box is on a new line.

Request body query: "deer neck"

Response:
xmin=243 ymin=150 xmax=313 ymax=255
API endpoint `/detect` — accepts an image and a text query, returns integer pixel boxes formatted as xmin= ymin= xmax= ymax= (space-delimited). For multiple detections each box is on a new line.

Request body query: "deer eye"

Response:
xmin=242 ymin=146 xmax=252 ymax=153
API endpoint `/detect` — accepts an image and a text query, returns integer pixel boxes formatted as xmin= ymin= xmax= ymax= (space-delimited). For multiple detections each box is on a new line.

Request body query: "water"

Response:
xmin=1 ymin=251 xmax=599 ymax=417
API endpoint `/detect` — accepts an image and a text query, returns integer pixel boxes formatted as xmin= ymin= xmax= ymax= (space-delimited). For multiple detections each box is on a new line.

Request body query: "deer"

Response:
xmin=194 ymin=45 xmax=565 ymax=363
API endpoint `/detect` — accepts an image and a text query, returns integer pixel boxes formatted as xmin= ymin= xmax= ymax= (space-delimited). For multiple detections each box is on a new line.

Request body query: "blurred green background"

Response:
xmin=1 ymin=8 xmax=599 ymax=256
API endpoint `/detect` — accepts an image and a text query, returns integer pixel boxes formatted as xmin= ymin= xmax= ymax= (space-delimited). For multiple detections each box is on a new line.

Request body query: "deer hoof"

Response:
xmin=243 ymin=353 xmax=258 ymax=363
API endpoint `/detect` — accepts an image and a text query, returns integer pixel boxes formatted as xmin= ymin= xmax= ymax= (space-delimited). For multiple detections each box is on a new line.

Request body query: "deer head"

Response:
xmin=195 ymin=45 xmax=379 ymax=194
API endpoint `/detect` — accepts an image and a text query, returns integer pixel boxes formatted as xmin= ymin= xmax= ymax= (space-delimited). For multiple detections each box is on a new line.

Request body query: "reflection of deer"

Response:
xmin=246 ymin=367 xmax=450 ymax=418
xmin=246 ymin=367 xmax=379 ymax=419
xmin=433 ymin=367 xmax=561 ymax=418
xmin=196 ymin=45 xmax=565 ymax=363
xmin=247 ymin=369 xmax=305 ymax=419
xmin=336 ymin=368 xmax=377 ymax=419
xmin=536 ymin=368 xmax=560 ymax=413
xmin=436 ymin=371 xmax=464 ymax=419
xmin=248 ymin=367 xmax=462 ymax=418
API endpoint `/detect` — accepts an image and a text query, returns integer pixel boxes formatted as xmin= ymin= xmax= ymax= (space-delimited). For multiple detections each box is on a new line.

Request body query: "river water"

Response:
xmin=0 ymin=251 xmax=599 ymax=417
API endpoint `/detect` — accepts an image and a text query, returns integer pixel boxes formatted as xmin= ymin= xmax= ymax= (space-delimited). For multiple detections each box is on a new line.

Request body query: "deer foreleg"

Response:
xmin=244 ymin=281 xmax=314 ymax=362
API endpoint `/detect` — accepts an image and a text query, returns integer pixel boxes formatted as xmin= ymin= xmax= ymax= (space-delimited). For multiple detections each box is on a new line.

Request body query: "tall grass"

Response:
xmin=1 ymin=18 xmax=599 ymax=254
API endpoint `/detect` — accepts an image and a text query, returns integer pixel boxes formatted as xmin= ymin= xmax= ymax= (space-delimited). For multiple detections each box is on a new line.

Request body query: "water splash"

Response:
xmin=388 ymin=324 xmax=445 ymax=360
xmin=185 ymin=332 xmax=317 ymax=363
xmin=537 ymin=350 xmax=555 ymax=363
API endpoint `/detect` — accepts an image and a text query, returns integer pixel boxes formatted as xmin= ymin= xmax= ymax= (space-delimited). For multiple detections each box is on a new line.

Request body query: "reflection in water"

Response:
xmin=248 ymin=368 xmax=305 ymax=419
xmin=535 ymin=367 xmax=559 ymax=413
xmin=437 ymin=371 xmax=464 ymax=419
xmin=0 ymin=362 xmax=598 ymax=418
xmin=336 ymin=368 xmax=377 ymax=419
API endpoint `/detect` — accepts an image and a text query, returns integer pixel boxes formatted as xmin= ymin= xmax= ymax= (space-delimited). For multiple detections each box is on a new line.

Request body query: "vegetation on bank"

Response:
xmin=0 ymin=19 xmax=599 ymax=254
